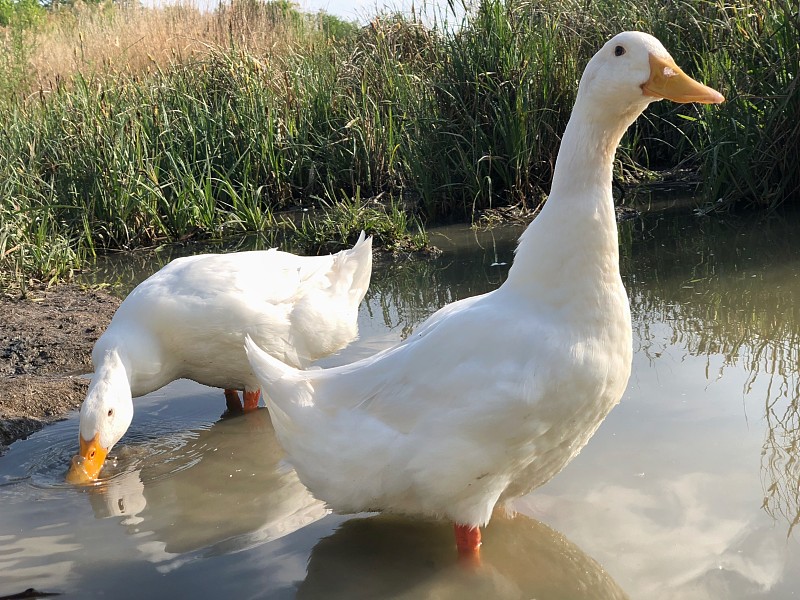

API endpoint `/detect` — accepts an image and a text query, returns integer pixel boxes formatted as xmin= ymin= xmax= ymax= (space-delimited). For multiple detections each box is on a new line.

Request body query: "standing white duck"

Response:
xmin=66 ymin=232 xmax=372 ymax=484
xmin=245 ymin=32 xmax=724 ymax=558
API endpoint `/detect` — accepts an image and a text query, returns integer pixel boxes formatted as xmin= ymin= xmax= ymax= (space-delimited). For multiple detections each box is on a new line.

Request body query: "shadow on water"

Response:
xmin=297 ymin=514 xmax=627 ymax=600
xmin=83 ymin=409 xmax=326 ymax=562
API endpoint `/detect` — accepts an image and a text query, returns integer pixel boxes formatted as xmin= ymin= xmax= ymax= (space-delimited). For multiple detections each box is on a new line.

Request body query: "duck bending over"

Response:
xmin=66 ymin=233 xmax=372 ymax=483
xmin=245 ymin=32 xmax=724 ymax=558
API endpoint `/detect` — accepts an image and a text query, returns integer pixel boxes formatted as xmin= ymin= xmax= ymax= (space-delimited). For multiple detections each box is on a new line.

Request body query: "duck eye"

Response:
xmin=614 ymin=45 xmax=626 ymax=57
xmin=107 ymin=409 xmax=114 ymax=417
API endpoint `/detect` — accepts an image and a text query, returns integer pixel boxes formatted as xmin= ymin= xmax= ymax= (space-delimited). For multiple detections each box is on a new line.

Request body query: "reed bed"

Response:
xmin=0 ymin=0 xmax=797 ymax=291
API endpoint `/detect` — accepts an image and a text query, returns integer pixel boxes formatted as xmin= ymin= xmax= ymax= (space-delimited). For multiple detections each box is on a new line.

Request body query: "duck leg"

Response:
xmin=224 ymin=389 xmax=243 ymax=412
xmin=454 ymin=523 xmax=481 ymax=560
xmin=243 ymin=389 xmax=261 ymax=411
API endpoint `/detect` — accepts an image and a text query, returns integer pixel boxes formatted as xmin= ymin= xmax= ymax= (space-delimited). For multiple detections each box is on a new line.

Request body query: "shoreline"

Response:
xmin=0 ymin=284 xmax=121 ymax=454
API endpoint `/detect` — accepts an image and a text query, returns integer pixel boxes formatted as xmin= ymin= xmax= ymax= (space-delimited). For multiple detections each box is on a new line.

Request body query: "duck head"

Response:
xmin=66 ymin=349 xmax=133 ymax=484
xmin=576 ymin=31 xmax=724 ymax=128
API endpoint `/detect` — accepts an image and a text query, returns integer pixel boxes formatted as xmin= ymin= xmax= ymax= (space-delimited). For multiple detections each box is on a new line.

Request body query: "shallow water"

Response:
xmin=1 ymin=207 xmax=799 ymax=598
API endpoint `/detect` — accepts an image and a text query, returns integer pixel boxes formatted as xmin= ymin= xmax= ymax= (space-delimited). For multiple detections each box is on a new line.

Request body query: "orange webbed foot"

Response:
xmin=243 ymin=389 xmax=261 ymax=411
xmin=454 ymin=523 xmax=482 ymax=567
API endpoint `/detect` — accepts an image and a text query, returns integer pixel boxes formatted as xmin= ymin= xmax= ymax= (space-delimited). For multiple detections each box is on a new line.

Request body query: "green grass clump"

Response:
xmin=282 ymin=187 xmax=429 ymax=255
xmin=0 ymin=0 xmax=42 ymax=28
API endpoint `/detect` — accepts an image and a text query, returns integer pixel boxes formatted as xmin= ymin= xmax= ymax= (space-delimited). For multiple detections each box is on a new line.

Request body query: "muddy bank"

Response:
xmin=0 ymin=285 xmax=120 ymax=453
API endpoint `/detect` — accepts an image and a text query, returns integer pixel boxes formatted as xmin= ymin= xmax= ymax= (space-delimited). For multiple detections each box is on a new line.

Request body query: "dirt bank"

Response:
xmin=0 ymin=285 xmax=120 ymax=454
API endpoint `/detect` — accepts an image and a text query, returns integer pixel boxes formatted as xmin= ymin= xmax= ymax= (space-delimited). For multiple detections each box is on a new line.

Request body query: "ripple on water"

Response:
xmin=1 ymin=392 xmax=218 ymax=493
xmin=0 ymin=418 xmax=83 ymax=490
xmin=62 ymin=434 xmax=208 ymax=493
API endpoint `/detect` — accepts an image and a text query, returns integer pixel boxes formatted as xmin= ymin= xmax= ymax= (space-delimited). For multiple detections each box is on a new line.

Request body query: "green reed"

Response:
xmin=695 ymin=1 xmax=800 ymax=209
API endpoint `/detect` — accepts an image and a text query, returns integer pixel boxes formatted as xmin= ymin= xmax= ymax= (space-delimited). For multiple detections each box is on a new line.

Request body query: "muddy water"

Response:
xmin=1 ymin=208 xmax=799 ymax=599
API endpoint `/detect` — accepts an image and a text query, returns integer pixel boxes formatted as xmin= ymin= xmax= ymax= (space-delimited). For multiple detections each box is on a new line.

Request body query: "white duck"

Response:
xmin=245 ymin=32 xmax=724 ymax=558
xmin=66 ymin=232 xmax=373 ymax=483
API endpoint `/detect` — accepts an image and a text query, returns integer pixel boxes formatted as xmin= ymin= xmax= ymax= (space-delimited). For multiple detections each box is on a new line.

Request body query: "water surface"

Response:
xmin=1 ymin=208 xmax=798 ymax=598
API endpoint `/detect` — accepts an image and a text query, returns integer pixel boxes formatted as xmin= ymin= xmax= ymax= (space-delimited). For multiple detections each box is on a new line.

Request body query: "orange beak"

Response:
xmin=65 ymin=434 xmax=108 ymax=484
xmin=642 ymin=54 xmax=724 ymax=104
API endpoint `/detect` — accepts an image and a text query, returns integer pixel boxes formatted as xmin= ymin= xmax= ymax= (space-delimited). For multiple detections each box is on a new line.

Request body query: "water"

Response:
xmin=1 ymin=207 xmax=799 ymax=598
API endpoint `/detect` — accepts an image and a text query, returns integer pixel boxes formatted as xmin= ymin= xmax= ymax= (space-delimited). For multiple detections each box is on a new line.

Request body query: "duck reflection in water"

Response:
xmin=296 ymin=513 xmax=628 ymax=600
xmin=83 ymin=408 xmax=326 ymax=561
xmin=77 ymin=408 xmax=627 ymax=597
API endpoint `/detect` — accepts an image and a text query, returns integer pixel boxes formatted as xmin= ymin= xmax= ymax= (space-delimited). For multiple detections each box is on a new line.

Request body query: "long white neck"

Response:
xmin=90 ymin=341 xmax=134 ymax=397
xmin=93 ymin=328 xmax=166 ymax=397
xmin=504 ymin=92 xmax=643 ymax=307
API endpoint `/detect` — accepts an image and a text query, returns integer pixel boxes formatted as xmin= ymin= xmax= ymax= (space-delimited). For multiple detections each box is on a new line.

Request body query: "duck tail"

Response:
xmin=244 ymin=335 xmax=313 ymax=408
xmin=333 ymin=231 xmax=373 ymax=304
xmin=244 ymin=335 xmax=322 ymax=452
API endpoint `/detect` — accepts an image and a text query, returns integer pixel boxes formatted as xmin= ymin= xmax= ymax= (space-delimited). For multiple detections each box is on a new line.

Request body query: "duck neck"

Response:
xmin=505 ymin=95 xmax=637 ymax=301
xmin=93 ymin=337 xmax=134 ymax=391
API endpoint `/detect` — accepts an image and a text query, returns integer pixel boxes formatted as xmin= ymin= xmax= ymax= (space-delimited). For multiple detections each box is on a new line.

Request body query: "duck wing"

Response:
xmin=245 ymin=290 xmax=580 ymax=524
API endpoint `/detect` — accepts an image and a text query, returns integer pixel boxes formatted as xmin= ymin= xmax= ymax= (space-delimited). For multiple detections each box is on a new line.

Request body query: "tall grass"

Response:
xmin=1 ymin=0 xmax=797 ymax=291
xmin=696 ymin=1 xmax=800 ymax=208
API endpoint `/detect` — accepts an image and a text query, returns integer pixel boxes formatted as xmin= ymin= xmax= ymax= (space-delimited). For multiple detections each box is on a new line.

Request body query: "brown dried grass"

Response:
xmin=22 ymin=0 xmax=303 ymax=90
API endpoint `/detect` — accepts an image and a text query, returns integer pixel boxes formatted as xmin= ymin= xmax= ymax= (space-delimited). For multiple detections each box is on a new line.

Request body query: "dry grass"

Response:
xmin=16 ymin=0 xmax=307 ymax=92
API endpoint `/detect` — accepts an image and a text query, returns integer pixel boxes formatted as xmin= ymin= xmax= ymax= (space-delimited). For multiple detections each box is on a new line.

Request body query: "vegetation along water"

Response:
xmin=0 ymin=0 xmax=797 ymax=291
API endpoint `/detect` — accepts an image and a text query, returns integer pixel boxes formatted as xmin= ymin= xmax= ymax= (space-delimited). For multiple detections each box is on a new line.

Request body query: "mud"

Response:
xmin=0 ymin=285 xmax=120 ymax=453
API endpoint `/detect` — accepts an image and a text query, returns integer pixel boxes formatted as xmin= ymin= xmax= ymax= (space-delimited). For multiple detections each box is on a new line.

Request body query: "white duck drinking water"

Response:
xmin=66 ymin=233 xmax=373 ymax=483
xmin=245 ymin=32 xmax=724 ymax=558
